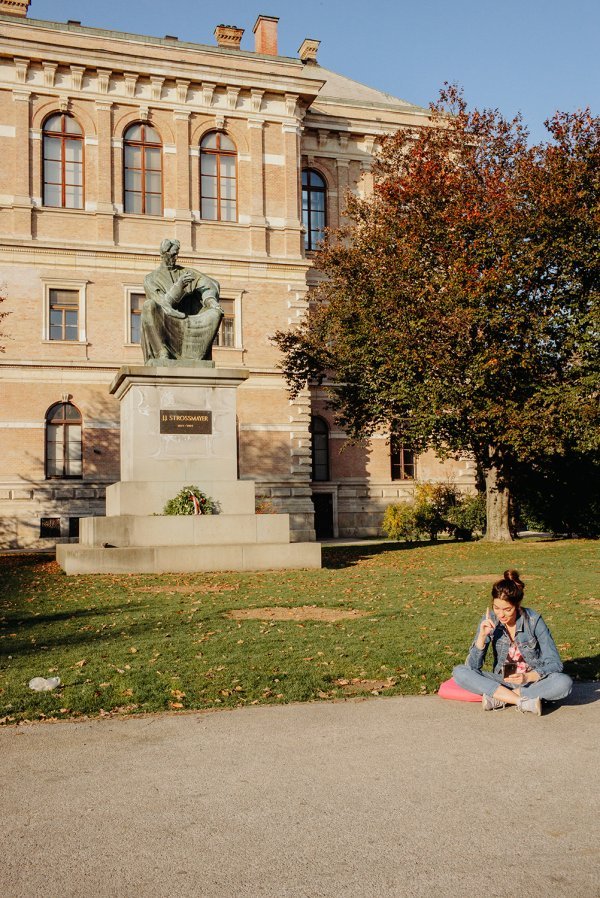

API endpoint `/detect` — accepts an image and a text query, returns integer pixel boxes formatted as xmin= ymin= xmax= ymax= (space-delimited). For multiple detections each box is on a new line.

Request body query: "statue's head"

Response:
xmin=160 ymin=238 xmax=180 ymax=268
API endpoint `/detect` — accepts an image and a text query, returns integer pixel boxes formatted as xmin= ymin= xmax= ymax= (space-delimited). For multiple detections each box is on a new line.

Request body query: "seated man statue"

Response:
xmin=141 ymin=238 xmax=224 ymax=363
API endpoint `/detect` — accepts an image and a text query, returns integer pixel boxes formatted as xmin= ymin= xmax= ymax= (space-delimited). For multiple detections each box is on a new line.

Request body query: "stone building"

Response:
xmin=0 ymin=1 xmax=475 ymax=548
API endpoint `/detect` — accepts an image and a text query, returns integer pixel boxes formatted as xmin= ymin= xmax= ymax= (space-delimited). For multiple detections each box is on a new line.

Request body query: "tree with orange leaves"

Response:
xmin=275 ymin=87 xmax=600 ymax=541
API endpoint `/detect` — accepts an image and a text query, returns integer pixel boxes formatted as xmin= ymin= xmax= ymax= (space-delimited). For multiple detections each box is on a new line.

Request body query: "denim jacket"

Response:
xmin=465 ymin=607 xmax=563 ymax=679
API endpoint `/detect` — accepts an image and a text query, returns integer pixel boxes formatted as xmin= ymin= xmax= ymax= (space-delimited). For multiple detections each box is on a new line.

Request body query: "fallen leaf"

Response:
xmin=73 ymin=659 xmax=86 ymax=668
xmin=169 ymin=702 xmax=184 ymax=709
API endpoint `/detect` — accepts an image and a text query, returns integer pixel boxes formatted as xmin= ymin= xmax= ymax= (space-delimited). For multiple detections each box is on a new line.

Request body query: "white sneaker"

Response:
xmin=482 ymin=694 xmax=505 ymax=711
xmin=516 ymin=696 xmax=542 ymax=716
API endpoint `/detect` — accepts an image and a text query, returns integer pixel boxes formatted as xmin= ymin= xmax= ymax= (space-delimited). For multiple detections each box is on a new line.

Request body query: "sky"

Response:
xmin=28 ymin=0 xmax=600 ymax=144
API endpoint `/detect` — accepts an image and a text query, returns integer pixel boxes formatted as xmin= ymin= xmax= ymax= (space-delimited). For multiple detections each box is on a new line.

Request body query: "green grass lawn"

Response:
xmin=1 ymin=539 xmax=598 ymax=723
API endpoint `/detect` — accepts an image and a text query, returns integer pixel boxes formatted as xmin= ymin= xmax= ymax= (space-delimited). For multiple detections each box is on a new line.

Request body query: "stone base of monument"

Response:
xmin=56 ymin=365 xmax=320 ymax=575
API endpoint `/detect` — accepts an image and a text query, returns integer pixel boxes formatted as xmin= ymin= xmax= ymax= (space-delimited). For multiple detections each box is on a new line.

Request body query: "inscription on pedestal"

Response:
xmin=160 ymin=410 xmax=212 ymax=434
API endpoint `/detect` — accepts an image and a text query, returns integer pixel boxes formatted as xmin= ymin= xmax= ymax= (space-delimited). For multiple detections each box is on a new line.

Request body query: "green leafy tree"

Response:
xmin=275 ymin=87 xmax=600 ymax=541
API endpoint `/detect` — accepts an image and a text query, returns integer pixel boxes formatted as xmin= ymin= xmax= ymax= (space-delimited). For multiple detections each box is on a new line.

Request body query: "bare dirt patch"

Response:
xmin=226 ymin=606 xmax=368 ymax=622
xmin=444 ymin=574 xmax=540 ymax=584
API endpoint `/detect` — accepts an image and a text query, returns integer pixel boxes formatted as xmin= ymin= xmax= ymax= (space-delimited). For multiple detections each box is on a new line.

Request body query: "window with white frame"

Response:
xmin=42 ymin=279 xmax=88 ymax=343
xmin=45 ymin=401 xmax=82 ymax=479
xmin=124 ymin=288 xmax=145 ymax=344
xmin=214 ymin=298 xmax=235 ymax=347
xmin=212 ymin=294 xmax=242 ymax=349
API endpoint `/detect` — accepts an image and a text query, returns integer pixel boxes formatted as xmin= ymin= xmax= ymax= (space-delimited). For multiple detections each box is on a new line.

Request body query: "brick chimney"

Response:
xmin=253 ymin=15 xmax=279 ymax=55
xmin=0 ymin=0 xmax=30 ymax=15
xmin=214 ymin=24 xmax=244 ymax=50
xmin=298 ymin=38 xmax=320 ymax=64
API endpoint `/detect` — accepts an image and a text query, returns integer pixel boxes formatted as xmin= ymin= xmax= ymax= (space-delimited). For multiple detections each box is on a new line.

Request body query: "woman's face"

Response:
xmin=492 ymin=598 xmax=518 ymax=626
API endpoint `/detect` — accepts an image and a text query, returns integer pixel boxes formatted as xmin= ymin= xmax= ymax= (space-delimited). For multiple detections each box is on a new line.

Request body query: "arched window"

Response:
xmin=200 ymin=132 xmax=237 ymax=221
xmin=45 ymin=402 xmax=82 ymax=479
xmin=123 ymin=123 xmax=162 ymax=215
xmin=302 ymin=169 xmax=326 ymax=250
xmin=310 ymin=415 xmax=330 ymax=482
xmin=42 ymin=113 xmax=84 ymax=209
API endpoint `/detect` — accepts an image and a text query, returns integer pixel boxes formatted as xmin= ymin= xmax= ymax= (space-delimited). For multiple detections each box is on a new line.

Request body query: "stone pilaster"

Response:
xmin=282 ymin=122 xmax=304 ymax=257
xmin=173 ymin=110 xmax=192 ymax=250
xmin=11 ymin=89 xmax=32 ymax=238
xmin=247 ymin=117 xmax=267 ymax=256
xmin=95 ymin=101 xmax=114 ymax=243
xmin=336 ymin=158 xmax=350 ymax=228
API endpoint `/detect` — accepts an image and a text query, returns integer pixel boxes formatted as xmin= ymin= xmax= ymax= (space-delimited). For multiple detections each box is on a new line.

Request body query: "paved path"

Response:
xmin=2 ymin=685 xmax=599 ymax=898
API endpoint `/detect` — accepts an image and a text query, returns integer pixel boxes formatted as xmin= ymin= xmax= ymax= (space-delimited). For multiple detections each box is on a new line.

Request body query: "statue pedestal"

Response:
xmin=56 ymin=366 xmax=321 ymax=574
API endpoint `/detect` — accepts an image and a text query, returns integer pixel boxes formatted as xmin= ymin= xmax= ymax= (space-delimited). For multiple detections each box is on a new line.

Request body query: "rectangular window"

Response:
xmin=68 ymin=517 xmax=80 ymax=538
xmin=49 ymin=289 xmax=79 ymax=341
xmin=214 ymin=299 xmax=235 ymax=348
xmin=40 ymin=517 xmax=61 ymax=538
xmin=43 ymin=279 xmax=87 ymax=343
xmin=130 ymin=291 xmax=145 ymax=344
xmin=391 ymin=446 xmax=415 ymax=481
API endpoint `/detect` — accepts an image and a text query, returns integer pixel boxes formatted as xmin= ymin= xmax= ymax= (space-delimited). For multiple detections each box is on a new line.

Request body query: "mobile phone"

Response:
xmin=503 ymin=661 xmax=518 ymax=678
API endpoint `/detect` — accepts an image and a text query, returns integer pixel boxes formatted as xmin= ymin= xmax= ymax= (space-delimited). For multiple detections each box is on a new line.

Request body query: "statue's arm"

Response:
xmin=143 ymin=273 xmax=185 ymax=319
xmin=194 ymin=274 xmax=223 ymax=312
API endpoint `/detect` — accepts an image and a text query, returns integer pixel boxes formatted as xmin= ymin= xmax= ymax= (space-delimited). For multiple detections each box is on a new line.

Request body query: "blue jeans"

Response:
xmin=452 ymin=664 xmax=573 ymax=702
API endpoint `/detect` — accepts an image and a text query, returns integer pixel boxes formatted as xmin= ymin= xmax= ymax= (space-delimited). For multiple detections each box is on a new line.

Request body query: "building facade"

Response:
xmin=0 ymin=2 xmax=475 ymax=548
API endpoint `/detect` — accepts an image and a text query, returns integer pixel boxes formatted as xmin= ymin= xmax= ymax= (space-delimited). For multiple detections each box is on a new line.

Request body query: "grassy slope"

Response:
xmin=1 ymin=540 xmax=598 ymax=723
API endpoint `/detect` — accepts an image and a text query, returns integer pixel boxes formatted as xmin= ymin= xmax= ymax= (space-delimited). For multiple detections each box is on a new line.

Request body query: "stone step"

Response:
xmin=79 ymin=513 xmax=290 ymax=547
xmin=56 ymin=541 xmax=322 ymax=575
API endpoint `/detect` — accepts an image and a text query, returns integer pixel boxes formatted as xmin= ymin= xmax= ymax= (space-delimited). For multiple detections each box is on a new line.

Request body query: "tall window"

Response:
xmin=49 ymin=288 xmax=79 ymax=341
xmin=391 ymin=445 xmax=415 ymax=481
xmin=200 ymin=132 xmax=237 ymax=221
xmin=46 ymin=402 xmax=82 ymax=479
xmin=42 ymin=113 xmax=84 ymax=209
xmin=123 ymin=123 xmax=162 ymax=215
xmin=302 ymin=169 xmax=326 ymax=250
xmin=214 ymin=299 xmax=235 ymax=347
xmin=311 ymin=416 xmax=330 ymax=482
xmin=129 ymin=291 xmax=145 ymax=344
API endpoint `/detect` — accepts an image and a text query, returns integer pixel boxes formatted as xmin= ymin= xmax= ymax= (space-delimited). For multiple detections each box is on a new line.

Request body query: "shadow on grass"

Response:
xmin=322 ymin=540 xmax=452 ymax=569
xmin=0 ymin=605 xmax=178 ymax=657
xmin=564 ymin=655 xmax=600 ymax=684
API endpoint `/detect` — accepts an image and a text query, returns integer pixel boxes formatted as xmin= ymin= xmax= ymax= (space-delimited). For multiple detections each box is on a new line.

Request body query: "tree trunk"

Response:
xmin=483 ymin=452 xmax=512 ymax=542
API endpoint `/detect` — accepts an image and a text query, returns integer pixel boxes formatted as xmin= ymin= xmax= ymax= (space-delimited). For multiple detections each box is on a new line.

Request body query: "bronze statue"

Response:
xmin=141 ymin=238 xmax=223 ymax=364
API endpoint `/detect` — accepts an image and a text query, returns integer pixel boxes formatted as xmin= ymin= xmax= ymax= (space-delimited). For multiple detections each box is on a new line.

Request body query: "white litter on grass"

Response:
xmin=28 ymin=677 xmax=61 ymax=692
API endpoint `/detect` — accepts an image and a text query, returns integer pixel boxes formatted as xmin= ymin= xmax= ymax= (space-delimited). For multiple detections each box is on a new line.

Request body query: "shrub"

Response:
xmin=382 ymin=485 xmax=486 ymax=542
xmin=162 ymin=485 xmax=218 ymax=515
xmin=382 ymin=502 xmax=421 ymax=542
xmin=446 ymin=493 xmax=486 ymax=540
xmin=413 ymin=483 xmax=459 ymax=540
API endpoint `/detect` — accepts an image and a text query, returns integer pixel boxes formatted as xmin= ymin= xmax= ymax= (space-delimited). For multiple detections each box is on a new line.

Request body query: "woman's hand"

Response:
xmin=504 ymin=672 xmax=527 ymax=686
xmin=505 ymin=670 xmax=541 ymax=686
xmin=475 ymin=608 xmax=495 ymax=649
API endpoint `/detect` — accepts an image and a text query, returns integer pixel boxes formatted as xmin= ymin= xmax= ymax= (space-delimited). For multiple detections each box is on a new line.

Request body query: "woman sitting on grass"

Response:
xmin=453 ymin=569 xmax=572 ymax=716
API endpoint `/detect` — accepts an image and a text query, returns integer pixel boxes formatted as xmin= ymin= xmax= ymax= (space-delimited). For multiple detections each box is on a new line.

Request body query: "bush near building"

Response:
xmin=382 ymin=484 xmax=486 ymax=542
